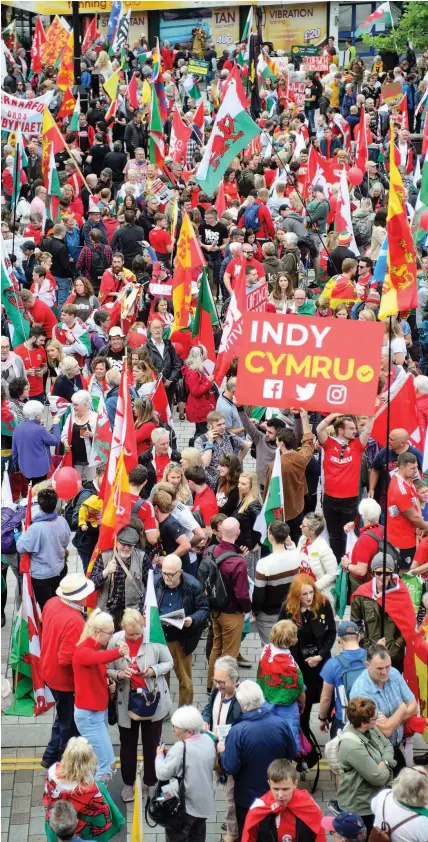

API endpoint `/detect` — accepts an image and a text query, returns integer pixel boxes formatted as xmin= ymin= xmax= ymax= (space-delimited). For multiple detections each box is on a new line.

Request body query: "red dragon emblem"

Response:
xmin=209 ymin=114 xmax=244 ymax=171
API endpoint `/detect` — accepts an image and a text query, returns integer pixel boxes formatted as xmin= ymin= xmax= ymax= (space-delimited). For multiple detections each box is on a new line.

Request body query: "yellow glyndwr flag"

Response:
xmin=103 ymin=68 xmax=121 ymax=101
xmin=131 ymin=776 xmax=144 ymax=842
xmin=142 ymin=79 xmax=152 ymax=105
xmin=102 ymin=450 xmax=131 ymax=531
xmin=378 ymin=129 xmax=417 ymax=320
xmin=172 ymin=211 xmax=196 ymax=331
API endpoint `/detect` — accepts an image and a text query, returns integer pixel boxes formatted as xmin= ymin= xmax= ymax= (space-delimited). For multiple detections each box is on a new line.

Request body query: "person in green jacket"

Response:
xmin=337 ymin=696 xmax=395 ymax=834
xmin=305 ymin=185 xmax=330 ymax=236
xmin=292 ymin=289 xmax=316 ymax=316
xmin=343 ymin=39 xmax=357 ymax=69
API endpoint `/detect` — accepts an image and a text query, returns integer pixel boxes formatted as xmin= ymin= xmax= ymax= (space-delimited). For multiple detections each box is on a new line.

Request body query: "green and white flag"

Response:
xmin=12 ymin=128 xmax=28 ymax=207
xmin=241 ymin=5 xmax=253 ymax=43
xmin=1 ymin=236 xmax=29 ymax=347
xmin=196 ymin=75 xmax=261 ymax=195
xmin=69 ymin=92 xmax=80 ymax=131
xmin=254 ymin=448 xmax=285 ymax=548
xmin=143 ymin=569 xmax=166 ymax=645
xmin=354 ymin=1 xmax=393 ymax=38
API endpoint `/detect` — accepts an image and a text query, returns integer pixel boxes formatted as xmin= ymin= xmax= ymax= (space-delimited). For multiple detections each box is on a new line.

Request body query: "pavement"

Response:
xmin=0 ymin=414 xmax=402 ymax=841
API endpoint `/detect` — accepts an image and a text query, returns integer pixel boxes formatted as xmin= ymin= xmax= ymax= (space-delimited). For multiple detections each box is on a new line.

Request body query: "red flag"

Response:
xmin=19 ymin=486 xmax=33 ymax=576
xmin=398 ymin=94 xmax=409 ymax=130
xmin=306 ymin=147 xmax=337 ymax=197
xmin=152 ymin=377 xmax=173 ymax=426
xmin=355 ymin=105 xmax=368 ymax=173
xmin=81 ymin=16 xmax=100 ymax=53
xmin=214 ymin=260 xmax=247 ymax=385
xmin=372 ymin=372 xmax=421 ymax=447
xmin=30 ymin=16 xmax=46 ymax=76
xmin=332 ymin=112 xmax=351 ymax=151
xmin=127 ymin=73 xmax=140 ymax=110
xmin=215 ymin=179 xmax=227 ymax=216
xmin=56 ymin=87 xmax=76 ymax=122
xmin=193 ymin=99 xmax=205 ymax=133
xmin=169 ymin=107 xmax=192 ymax=164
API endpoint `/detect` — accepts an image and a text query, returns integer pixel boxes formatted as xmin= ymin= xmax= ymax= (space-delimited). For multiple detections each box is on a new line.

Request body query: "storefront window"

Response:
xmin=339 ymin=4 xmax=352 ymax=32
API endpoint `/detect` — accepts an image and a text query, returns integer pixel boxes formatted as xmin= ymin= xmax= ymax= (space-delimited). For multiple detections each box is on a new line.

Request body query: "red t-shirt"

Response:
xmin=350 ymin=524 xmax=384 ymax=579
xmin=153 ymin=453 xmax=171 ymax=483
xmin=130 ymin=493 xmax=158 ymax=533
xmin=14 ymin=344 xmax=47 ymax=397
xmin=149 ymin=228 xmax=172 ymax=256
xmin=322 ymin=436 xmax=365 ymax=498
xmin=387 ymin=474 xmax=418 ymax=550
xmin=227 ymin=258 xmax=265 ymax=288
xmin=26 ymin=299 xmax=58 ymax=338
xmin=193 ymin=486 xmax=219 ymax=526
xmin=413 ymin=536 xmax=428 ymax=579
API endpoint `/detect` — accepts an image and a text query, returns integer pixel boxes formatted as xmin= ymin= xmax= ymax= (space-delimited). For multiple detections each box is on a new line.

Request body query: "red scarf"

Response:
xmin=351 ymin=577 xmax=418 ymax=697
xmin=242 ymin=790 xmax=326 ymax=842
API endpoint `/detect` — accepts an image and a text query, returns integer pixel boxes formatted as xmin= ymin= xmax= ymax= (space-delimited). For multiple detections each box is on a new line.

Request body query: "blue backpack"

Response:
xmin=1 ymin=506 xmax=26 ymax=554
xmin=337 ymin=651 xmax=366 ymax=706
xmin=243 ymin=204 xmax=261 ymax=232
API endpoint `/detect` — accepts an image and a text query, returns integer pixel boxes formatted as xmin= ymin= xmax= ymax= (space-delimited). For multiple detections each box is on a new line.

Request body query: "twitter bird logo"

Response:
xmin=296 ymin=383 xmax=316 ymax=401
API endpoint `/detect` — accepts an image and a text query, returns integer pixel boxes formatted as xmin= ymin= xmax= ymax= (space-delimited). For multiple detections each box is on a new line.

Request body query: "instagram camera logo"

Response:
xmin=327 ymin=384 xmax=347 ymax=405
xmin=263 ymin=379 xmax=283 ymax=400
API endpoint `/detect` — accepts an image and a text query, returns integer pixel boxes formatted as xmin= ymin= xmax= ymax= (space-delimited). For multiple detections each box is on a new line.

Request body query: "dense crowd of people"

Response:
xmin=2 ymin=19 xmax=428 ymax=842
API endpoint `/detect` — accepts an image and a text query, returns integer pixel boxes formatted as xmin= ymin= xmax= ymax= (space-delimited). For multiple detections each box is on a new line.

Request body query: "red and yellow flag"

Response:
xmin=172 ymin=211 xmax=204 ymax=331
xmin=40 ymin=15 xmax=69 ymax=67
xmin=56 ymin=31 xmax=75 ymax=91
xmin=56 ymin=87 xmax=76 ymax=122
xmin=42 ymin=107 xmax=67 ymax=182
xmin=378 ymin=129 xmax=418 ymax=320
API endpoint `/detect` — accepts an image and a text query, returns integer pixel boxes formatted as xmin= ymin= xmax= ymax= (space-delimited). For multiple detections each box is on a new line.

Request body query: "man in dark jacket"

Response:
xmin=86 ymin=133 xmax=110 ymax=177
xmin=103 ymin=140 xmax=128 ymax=187
xmin=124 ymin=112 xmax=146 ymax=157
xmin=81 ymin=204 xmax=108 ymax=247
xmin=41 ymin=223 xmax=73 ymax=309
xmin=203 ymin=518 xmax=252 ymax=691
xmin=319 ymin=126 xmax=342 ymax=159
xmin=138 ymin=195 xmax=160 ymax=238
xmin=22 ymin=241 xmax=37 ymax=287
xmin=154 ymin=554 xmax=209 ymax=705
xmin=218 ymin=680 xmax=297 ymax=838
xmin=327 ymin=231 xmax=358 ymax=278
xmin=110 ymin=210 xmax=145 ymax=270
xmin=145 ymin=319 xmax=182 ymax=406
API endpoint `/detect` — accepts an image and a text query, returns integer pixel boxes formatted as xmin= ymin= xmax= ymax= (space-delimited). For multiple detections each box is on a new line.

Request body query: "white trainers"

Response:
xmin=121 ymin=784 xmax=135 ymax=802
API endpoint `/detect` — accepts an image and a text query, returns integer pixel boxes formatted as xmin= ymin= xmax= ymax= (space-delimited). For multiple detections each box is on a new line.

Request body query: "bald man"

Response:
xmin=369 ymin=428 xmax=423 ymax=507
xmin=154 ymin=554 xmax=209 ymax=705
xmin=202 ymin=517 xmax=252 ymax=691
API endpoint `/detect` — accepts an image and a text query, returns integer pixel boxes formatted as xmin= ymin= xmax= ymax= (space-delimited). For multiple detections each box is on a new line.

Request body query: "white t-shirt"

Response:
xmin=371 ymin=790 xmax=428 ymax=842
xmin=172 ymin=502 xmax=200 ymax=564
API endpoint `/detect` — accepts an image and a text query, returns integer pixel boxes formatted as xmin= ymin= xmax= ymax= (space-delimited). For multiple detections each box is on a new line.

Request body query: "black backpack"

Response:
xmin=64 ymin=487 xmax=94 ymax=530
xmin=365 ymin=530 xmax=401 ymax=573
xmin=197 ymin=547 xmax=235 ymax=611
xmin=90 ymin=246 xmax=109 ymax=285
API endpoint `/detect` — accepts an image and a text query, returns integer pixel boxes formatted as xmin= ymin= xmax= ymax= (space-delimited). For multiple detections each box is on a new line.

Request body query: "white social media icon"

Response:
xmin=327 ymin=384 xmax=347 ymax=405
xmin=296 ymin=383 xmax=316 ymax=401
xmin=263 ymin=379 xmax=283 ymax=400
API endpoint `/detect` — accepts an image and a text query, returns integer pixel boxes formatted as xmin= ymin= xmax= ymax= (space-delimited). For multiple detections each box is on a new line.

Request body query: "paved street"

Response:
xmin=0 ymin=416 xmax=369 ymax=840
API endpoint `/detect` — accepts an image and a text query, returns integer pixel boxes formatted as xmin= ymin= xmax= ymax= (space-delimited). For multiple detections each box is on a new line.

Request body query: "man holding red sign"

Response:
xmin=316 ymin=412 xmax=375 ymax=562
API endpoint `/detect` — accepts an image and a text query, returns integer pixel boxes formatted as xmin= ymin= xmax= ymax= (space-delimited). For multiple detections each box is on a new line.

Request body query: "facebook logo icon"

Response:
xmin=263 ymin=380 xmax=283 ymax=400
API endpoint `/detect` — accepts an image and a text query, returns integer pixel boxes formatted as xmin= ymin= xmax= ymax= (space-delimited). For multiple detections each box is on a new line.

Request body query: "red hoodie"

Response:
xmin=72 ymin=637 xmax=121 ymax=711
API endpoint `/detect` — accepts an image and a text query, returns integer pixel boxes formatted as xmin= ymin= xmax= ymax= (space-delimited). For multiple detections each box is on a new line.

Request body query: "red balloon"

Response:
xmin=53 ymin=467 xmax=82 ymax=501
xmin=347 ymin=166 xmax=364 ymax=186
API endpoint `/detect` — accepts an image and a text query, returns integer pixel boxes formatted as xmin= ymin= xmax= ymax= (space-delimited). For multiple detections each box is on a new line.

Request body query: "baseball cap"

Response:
xmin=337 ymin=621 xmax=359 ymax=637
xmin=22 ymin=240 xmax=36 ymax=251
xmin=322 ymin=813 xmax=366 ymax=840
xmin=371 ymin=552 xmax=395 ymax=573
xmin=109 ymin=326 xmax=124 ymax=338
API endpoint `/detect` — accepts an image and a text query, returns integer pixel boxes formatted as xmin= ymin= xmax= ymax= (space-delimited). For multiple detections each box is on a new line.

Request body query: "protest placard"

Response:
xmin=188 ymin=59 xmax=209 ymax=76
xmin=0 ymin=90 xmax=54 ymax=133
xmin=302 ymin=55 xmax=329 ymax=73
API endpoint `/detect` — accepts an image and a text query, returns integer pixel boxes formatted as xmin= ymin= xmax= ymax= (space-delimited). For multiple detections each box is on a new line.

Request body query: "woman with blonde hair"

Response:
xmin=181 ymin=447 xmax=203 ymax=472
xmin=279 ymin=573 xmax=336 ymax=738
xmin=382 ymin=314 xmax=407 ymax=365
xmin=107 ymin=608 xmax=173 ymax=803
xmin=43 ymin=736 xmax=125 ymax=842
xmin=161 ymin=461 xmax=192 ymax=505
xmin=131 ymin=359 xmax=157 ymax=397
xmin=182 ymin=345 xmax=216 ymax=437
xmin=358 ymin=308 xmax=377 ymax=322
xmin=72 ymin=610 xmax=128 ymax=783
xmin=45 ymin=340 xmax=64 ymax=392
xmin=297 ymin=512 xmax=338 ymax=601
xmin=61 ymin=390 xmax=97 ymax=480
xmin=257 ymin=620 xmax=305 ymax=745
xmin=232 ymin=471 xmax=262 ymax=579
xmin=94 ymin=49 xmax=113 ymax=80
xmin=53 ymin=356 xmax=86 ymax=402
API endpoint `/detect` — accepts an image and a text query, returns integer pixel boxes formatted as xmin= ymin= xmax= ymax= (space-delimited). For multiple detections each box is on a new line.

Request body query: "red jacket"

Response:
xmin=72 ymin=637 xmax=121 ymax=711
xmin=182 ymin=365 xmax=216 ymax=422
xmin=417 ymin=394 xmax=428 ymax=442
xmin=238 ymin=200 xmax=275 ymax=240
xmin=40 ymin=597 xmax=85 ymax=692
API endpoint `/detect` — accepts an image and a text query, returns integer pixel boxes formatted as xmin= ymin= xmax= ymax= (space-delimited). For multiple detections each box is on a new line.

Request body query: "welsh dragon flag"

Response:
xmin=196 ymin=73 xmax=260 ymax=195
xmin=355 ymin=1 xmax=393 ymax=37
xmin=144 ymin=570 xmax=166 ymax=645
xmin=192 ymin=267 xmax=218 ymax=364
xmin=254 ymin=449 xmax=285 ymax=548
xmin=4 ymin=489 xmax=55 ymax=717
xmin=412 ymin=159 xmax=428 ymax=247
xmin=149 ymin=84 xmax=165 ymax=169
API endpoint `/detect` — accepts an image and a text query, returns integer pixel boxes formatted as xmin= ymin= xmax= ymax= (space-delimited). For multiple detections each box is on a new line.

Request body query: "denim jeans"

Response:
xmin=74 ymin=707 xmax=115 ymax=778
xmin=54 ymin=276 xmax=72 ymax=310
xmin=43 ymin=689 xmax=79 ymax=766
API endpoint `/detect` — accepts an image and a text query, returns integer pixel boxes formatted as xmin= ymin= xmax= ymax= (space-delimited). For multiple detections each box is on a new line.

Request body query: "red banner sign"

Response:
xmin=302 ymin=55 xmax=329 ymax=73
xmin=246 ymin=282 xmax=268 ymax=313
xmin=289 ymin=80 xmax=306 ymax=107
xmin=235 ymin=313 xmax=384 ymax=415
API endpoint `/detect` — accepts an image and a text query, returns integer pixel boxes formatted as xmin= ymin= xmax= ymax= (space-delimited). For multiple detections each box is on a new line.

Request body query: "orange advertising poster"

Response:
xmin=261 ymin=3 xmax=328 ymax=53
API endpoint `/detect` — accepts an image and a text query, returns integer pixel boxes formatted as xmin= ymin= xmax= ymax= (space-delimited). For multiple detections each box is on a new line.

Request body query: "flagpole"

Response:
xmin=381 ymin=315 xmax=393 ymax=638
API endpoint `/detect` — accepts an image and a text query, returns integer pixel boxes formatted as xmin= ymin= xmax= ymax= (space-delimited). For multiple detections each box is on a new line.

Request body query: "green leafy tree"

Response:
xmin=363 ymin=2 xmax=428 ymax=54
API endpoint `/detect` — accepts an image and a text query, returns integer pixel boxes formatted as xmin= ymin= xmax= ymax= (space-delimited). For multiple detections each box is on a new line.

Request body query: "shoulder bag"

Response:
xmin=145 ymin=742 xmax=187 ymax=831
